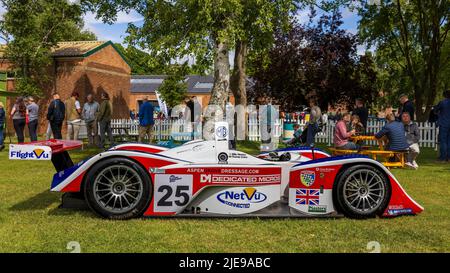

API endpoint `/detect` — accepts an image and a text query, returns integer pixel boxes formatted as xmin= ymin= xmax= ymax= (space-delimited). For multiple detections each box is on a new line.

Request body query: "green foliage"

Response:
xmin=157 ymin=65 xmax=189 ymax=108
xmin=357 ymin=0 xmax=450 ymax=120
xmin=1 ymin=0 xmax=97 ymax=97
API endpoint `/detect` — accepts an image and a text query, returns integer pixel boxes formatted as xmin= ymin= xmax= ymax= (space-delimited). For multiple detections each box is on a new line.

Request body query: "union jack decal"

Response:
xmin=296 ymin=189 xmax=320 ymax=206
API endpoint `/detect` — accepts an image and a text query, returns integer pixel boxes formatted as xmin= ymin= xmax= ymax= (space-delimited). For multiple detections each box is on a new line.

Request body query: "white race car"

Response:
xmin=10 ymin=122 xmax=423 ymax=220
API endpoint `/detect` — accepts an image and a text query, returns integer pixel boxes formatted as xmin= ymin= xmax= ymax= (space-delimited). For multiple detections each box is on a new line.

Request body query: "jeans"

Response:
xmin=28 ymin=119 xmax=38 ymax=142
xmin=337 ymin=142 xmax=359 ymax=150
xmin=99 ymin=120 xmax=113 ymax=148
xmin=13 ymin=119 xmax=26 ymax=143
xmin=50 ymin=121 xmax=63 ymax=140
xmin=439 ymin=125 xmax=450 ymax=161
xmin=306 ymin=123 xmax=318 ymax=146
xmin=0 ymin=125 xmax=4 ymax=146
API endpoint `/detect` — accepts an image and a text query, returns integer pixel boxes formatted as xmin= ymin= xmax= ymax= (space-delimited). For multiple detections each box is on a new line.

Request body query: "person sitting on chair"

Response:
xmin=283 ymin=123 xmax=303 ymax=147
xmin=334 ymin=113 xmax=358 ymax=150
xmin=375 ymin=113 xmax=409 ymax=152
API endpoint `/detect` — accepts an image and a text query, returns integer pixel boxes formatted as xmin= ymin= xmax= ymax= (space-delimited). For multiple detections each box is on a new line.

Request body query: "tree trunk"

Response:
xmin=209 ymin=38 xmax=230 ymax=110
xmin=230 ymin=40 xmax=248 ymax=106
xmin=230 ymin=40 xmax=248 ymax=140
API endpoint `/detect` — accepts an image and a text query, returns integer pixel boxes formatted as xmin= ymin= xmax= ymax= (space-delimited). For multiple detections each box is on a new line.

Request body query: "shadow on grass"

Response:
xmin=9 ymin=190 xmax=60 ymax=211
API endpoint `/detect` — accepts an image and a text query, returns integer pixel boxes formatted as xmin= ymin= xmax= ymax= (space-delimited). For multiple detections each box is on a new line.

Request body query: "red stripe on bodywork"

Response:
xmin=61 ymin=171 xmax=86 ymax=192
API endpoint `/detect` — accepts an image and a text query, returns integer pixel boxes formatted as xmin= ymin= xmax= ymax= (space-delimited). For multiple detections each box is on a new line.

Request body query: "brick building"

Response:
xmin=0 ymin=40 xmax=131 ymax=134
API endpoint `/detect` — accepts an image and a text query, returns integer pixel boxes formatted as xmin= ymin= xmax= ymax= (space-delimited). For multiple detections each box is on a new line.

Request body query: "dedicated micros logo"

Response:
xmin=10 ymin=149 xmax=49 ymax=159
xmin=217 ymin=187 xmax=267 ymax=208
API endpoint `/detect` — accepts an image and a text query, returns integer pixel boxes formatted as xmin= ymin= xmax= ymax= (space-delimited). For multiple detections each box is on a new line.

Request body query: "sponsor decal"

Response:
xmin=300 ymin=170 xmax=316 ymax=187
xmin=217 ymin=187 xmax=267 ymax=208
xmin=308 ymin=205 xmax=327 ymax=213
xmin=200 ymin=174 xmax=280 ymax=184
xmin=296 ymin=189 xmax=320 ymax=206
xmin=9 ymin=145 xmax=51 ymax=160
xmin=150 ymin=168 xmax=165 ymax=174
xmin=215 ymin=126 xmax=228 ymax=139
xmin=169 ymin=175 xmax=182 ymax=183
xmin=228 ymin=152 xmax=248 ymax=159
xmin=387 ymin=208 xmax=413 ymax=216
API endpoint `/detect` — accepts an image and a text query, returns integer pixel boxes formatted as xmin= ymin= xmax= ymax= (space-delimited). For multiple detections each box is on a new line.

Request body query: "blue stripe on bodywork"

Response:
xmin=51 ymin=160 xmax=86 ymax=189
xmin=293 ymin=154 xmax=370 ymax=168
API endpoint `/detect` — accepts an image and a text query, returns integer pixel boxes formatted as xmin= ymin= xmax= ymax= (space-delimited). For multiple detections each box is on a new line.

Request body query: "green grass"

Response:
xmin=0 ymin=141 xmax=449 ymax=253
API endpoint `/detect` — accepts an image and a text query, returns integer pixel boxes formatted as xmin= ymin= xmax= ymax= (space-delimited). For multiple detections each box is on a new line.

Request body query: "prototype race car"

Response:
xmin=9 ymin=122 xmax=423 ymax=220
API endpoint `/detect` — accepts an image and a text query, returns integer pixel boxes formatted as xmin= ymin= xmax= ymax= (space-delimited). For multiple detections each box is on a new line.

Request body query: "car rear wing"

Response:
xmin=9 ymin=139 xmax=83 ymax=172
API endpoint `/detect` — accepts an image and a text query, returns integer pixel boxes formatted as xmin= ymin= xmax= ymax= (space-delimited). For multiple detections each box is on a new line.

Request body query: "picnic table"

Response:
xmin=329 ymin=134 xmax=406 ymax=168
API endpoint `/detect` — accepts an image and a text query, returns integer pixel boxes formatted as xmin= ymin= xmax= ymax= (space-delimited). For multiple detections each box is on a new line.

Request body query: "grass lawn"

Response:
xmin=0 ymin=140 xmax=449 ymax=253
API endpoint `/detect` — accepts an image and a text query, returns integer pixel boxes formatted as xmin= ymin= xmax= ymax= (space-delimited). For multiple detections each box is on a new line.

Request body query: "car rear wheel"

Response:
xmin=84 ymin=157 xmax=152 ymax=220
xmin=334 ymin=165 xmax=390 ymax=219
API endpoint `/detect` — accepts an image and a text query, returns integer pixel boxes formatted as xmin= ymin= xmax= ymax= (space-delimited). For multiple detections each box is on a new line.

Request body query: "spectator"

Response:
xmin=26 ymin=97 xmax=39 ymax=142
xmin=402 ymin=112 xmax=420 ymax=169
xmin=435 ymin=89 xmax=450 ymax=162
xmin=65 ymin=92 xmax=82 ymax=140
xmin=0 ymin=101 xmax=5 ymax=151
xmin=47 ymin=93 xmax=65 ymax=140
xmin=375 ymin=113 xmax=409 ymax=151
xmin=82 ymin=94 xmax=100 ymax=147
xmin=10 ymin=97 xmax=27 ymax=143
xmin=130 ymin=109 xmax=136 ymax=120
xmin=334 ymin=113 xmax=357 ymax=150
xmin=353 ymin=98 xmax=369 ymax=129
xmin=138 ymin=96 xmax=154 ymax=143
xmin=351 ymin=114 xmax=365 ymax=135
xmin=283 ymin=123 xmax=303 ymax=147
xmin=398 ymin=94 xmax=415 ymax=120
xmin=306 ymin=98 xmax=321 ymax=146
xmin=97 ymin=92 xmax=114 ymax=148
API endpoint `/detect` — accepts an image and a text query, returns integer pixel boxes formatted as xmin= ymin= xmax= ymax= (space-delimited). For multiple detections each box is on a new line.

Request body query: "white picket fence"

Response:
xmin=79 ymin=118 xmax=439 ymax=148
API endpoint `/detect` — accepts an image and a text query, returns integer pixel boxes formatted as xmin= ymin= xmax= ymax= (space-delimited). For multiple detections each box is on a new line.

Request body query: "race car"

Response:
xmin=9 ymin=122 xmax=423 ymax=220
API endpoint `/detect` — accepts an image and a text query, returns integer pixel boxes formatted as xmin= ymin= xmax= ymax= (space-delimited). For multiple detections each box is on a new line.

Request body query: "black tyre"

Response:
xmin=333 ymin=165 xmax=391 ymax=219
xmin=84 ymin=157 xmax=152 ymax=220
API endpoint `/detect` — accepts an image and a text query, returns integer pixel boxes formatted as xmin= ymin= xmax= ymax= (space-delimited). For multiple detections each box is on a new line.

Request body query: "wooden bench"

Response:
xmin=328 ymin=148 xmax=406 ymax=168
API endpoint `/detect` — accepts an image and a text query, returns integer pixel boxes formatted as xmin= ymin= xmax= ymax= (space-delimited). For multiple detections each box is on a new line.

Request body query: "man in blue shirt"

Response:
xmin=138 ymin=97 xmax=154 ymax=143
xmin=436 ymin=90 xmax=450 ymax=162
xmin=375 ymin=113 xmax=409 ymax=151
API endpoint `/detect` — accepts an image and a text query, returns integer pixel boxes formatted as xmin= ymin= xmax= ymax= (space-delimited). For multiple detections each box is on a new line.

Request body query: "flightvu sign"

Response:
xmin=9 ymin=145 xmax=52 ymax=160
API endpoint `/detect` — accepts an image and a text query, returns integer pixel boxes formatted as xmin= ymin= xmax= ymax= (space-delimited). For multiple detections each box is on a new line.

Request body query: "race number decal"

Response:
xmin=153 ymin=174 xmax=193 ymax=213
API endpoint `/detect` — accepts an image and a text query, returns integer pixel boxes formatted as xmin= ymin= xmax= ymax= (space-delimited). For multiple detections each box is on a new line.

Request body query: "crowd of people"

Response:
xmin=329 ymin=91 xmax=450 ymax=168
xmin=0 ymin=91 xmax=115 ymax=149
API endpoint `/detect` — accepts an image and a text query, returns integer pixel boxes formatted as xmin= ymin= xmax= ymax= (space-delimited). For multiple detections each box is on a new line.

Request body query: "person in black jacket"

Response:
xmin=398 ymin=94 xmax=415 ymax=121
xmin=353 ymin=98 xmax=369 ymax=130
xmin=47 ymin=93 xmax=65 ymax=139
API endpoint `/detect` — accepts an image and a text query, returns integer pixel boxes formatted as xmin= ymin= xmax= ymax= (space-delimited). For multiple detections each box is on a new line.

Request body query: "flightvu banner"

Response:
xmin=9 ymin=144 xmax=52 ymax=160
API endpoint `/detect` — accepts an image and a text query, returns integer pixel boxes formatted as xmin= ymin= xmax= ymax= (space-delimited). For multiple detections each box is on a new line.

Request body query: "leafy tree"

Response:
xmin=114 ymin=43 xmax=167 ymax=75
xmin=0 ymin=0 xmax=97 ymax=97
xmin=358 ymin=0 xmax=450 ymax=121
xmin=250 ymin=11 xmax=378 ymax=111
xmin=157 ymin=65 xmax=189 ymax=108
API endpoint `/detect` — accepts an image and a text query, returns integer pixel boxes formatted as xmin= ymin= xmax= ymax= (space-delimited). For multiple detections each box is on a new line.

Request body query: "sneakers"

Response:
xmin=413 ymin=161 xmax=419 ymax=169
xmin=405 ymin=162 xmax=418 ymax=170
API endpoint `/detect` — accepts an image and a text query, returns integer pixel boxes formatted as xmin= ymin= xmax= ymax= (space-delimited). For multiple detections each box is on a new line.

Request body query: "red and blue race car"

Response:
xmin=9 ymin=122 xmax=423 ymax=220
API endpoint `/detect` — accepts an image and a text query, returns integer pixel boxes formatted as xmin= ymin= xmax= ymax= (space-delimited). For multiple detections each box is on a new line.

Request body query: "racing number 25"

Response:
xmin=153 ymin=174 xmax=193 ymax=213
xmin=157 ymin=185 xmax=190 ymax=207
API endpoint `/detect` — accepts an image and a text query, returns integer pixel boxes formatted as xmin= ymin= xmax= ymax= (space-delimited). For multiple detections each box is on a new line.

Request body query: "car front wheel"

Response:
xmin=334 ymin=165 xmax=391 ymax=219
xmin=84 ymin=157 xmax=152 ymax=220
